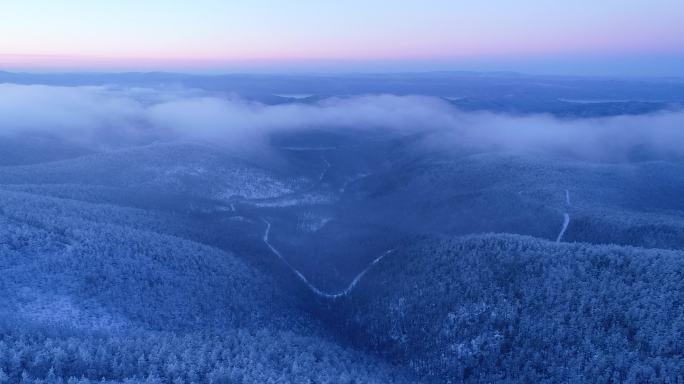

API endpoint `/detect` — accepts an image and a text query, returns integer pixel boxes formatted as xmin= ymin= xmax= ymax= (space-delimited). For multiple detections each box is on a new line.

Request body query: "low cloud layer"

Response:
xmin=0 ymin=83 xmax=682 ymax=161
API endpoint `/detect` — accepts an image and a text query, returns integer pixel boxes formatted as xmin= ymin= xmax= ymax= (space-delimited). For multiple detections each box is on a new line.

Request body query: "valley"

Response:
xmin=3 ymin=127 xmax=684 ymax=382
xmin=1 ymin=73 xmax=684 ymax=382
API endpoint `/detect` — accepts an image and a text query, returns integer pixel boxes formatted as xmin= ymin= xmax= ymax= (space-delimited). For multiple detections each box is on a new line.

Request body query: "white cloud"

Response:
xmin=0 ymin=83 xmax=682 ymax=161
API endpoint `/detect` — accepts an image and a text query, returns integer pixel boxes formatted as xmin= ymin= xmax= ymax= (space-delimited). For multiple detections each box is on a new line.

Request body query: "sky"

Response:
xmin=2 ymin=0 xmax=684 ymax=76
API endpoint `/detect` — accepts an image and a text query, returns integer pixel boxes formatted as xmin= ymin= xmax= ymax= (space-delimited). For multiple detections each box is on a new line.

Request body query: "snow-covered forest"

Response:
xmin=1 ymin=72 xmax=684 ymax=383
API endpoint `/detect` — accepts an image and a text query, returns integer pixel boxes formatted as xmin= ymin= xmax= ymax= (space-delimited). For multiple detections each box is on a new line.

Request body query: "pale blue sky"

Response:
xmin=2 ymin=0 xmax=683 ymax=75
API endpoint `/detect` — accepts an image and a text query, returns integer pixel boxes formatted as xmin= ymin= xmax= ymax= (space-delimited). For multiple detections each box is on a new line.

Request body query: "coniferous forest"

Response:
xmin=1 ymin=72 xmax=684 ymax=383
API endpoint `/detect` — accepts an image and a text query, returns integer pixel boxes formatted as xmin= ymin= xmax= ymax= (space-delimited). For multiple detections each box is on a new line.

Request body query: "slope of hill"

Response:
xmin=0 ymin=142 xmax=305 ymax=202
xmin=347 ymin=234 xmax=684 ymax=382
xmin=348 ymin=151 xmax=684 ymax=251
xmin=0 ymin=188 xmax=420 ymax=383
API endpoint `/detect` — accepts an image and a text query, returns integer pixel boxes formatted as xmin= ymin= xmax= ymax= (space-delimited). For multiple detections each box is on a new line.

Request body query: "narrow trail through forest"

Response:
xmin=261 ymin=218 xmax=394 ymax=299
xmin=557 ymin=189 xmax=571 ymax=242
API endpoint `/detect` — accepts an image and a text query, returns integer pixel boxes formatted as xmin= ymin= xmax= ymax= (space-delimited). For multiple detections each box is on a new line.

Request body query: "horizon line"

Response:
xmin=1 ymin=68 xmax=683 ymax=81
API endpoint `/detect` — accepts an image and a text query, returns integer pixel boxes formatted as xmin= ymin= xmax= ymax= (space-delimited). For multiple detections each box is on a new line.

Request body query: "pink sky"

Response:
xmin=2 ymin=0 xmax=683 ymax=74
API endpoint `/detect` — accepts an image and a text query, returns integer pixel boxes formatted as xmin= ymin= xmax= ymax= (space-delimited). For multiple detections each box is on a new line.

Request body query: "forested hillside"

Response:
xmin=0 ymin=143 xmax=304 ymax=202
xmin=0 ymin=188 xmax=418 ymax=383
xmin=347 ymin=234 xmax=684 ymax=382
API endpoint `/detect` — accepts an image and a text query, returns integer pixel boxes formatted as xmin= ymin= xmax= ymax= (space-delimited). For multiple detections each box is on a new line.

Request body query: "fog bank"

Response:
xmin=1 ymin=83 xmax=682 ymax=161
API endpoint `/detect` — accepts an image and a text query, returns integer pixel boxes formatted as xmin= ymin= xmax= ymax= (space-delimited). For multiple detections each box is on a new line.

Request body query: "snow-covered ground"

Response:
xmin=14 ymin=288 xmax=129 ymax=332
